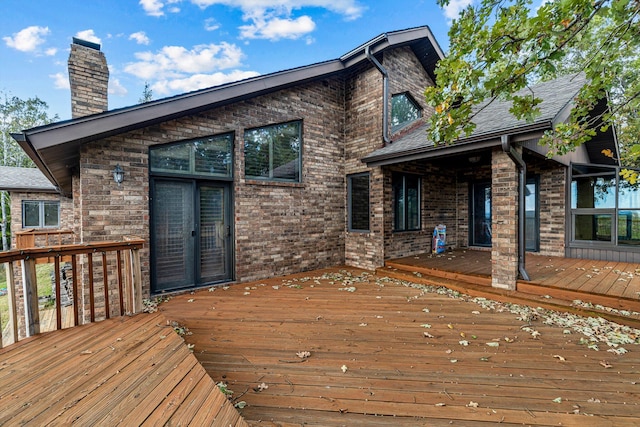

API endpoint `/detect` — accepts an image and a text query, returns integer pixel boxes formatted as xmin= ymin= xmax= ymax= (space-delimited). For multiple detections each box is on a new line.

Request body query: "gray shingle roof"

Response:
xmin=363 ymin=73 xmax=588 ymax=163
xmin=0 ymin=166 xmax=57 ymax=192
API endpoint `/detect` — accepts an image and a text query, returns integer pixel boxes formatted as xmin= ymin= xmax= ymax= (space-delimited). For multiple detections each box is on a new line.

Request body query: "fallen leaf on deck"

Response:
xmin=435 ymin=403 xmax=446 ymax=407
xmin=552 ymin=397 xmax=562 ymax=403
xmin=423 ymin=332 xmax=434 ymax=338
xmin=553 ymin=354 xmax=566 ymax=362
xmin=599 ymin=360 xmax=613 ymax=368
xmin=187 ymin=298 xmax=194 ymax=302
xmin=467 ymin=401 xmax=479 ymax=408
xmin=80 ymin=350 xmax=92 ymax=355
xmin=486 ymin=342 xmax=499 ymax=347
xmin=341 ymin=365 xmax=348 ymax=373
xmin=296 ymin=351 xmax=311 ymax=359
xmin=459 ymin=340 xmax=469 ymax=346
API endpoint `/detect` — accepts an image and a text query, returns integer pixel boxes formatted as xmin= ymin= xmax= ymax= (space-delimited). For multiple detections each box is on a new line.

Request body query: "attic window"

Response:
xmin=391 ymin=93 xmax=421 ymax=132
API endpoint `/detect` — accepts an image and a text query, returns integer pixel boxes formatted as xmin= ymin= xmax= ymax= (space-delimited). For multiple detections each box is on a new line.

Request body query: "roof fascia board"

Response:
xmin=25 ymin=60 xmax=346 ymax=150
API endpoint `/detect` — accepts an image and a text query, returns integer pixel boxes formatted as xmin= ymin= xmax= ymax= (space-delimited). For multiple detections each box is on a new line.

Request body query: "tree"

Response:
xmin=426 ymin=0 xmax=640 ymax=162
xmin=138 ymin=81 xmax=153 ymax=103
xmin=0 ymin=92 xmax=58 ymax=251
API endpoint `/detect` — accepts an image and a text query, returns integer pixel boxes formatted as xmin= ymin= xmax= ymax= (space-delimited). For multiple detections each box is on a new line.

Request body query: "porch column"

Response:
xmin=491 ymin=148 xmax=518 ymax=290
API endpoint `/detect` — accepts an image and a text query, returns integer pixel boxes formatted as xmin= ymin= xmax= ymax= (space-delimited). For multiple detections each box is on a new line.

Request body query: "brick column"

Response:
xmin=491 ymin=148 xmax=518 ymax=290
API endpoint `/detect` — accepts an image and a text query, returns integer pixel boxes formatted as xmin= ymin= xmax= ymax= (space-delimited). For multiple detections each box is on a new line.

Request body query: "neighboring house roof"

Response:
xmin=0 ymin=166 xmax=57 ymax=193
xmin=363 ymin=73 xmax=619 ymax=167
xmin=14 ymin=26 xmax=445 ymax=195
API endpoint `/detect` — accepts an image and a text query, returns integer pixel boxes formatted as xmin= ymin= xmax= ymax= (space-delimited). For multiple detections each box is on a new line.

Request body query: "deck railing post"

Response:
xmin=125 ymin=247 xmax=143 ymax=314
xmin=21 ymin=258 xmax=40 ymax=337
xmin=3 ymin=262 xmax=19 ymax=346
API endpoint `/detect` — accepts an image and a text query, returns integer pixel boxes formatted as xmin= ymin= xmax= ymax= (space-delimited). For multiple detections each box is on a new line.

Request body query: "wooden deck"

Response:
xmin=385 ymin=250 xmax=640 ymax=322
xmin=0 ymin=311 xmax=248 ymax=426
xmin=160 ymin=267 xmax=640 ymax=426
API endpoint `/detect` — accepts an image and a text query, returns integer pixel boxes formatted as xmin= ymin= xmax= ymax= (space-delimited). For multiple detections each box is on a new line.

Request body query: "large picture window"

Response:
xmin=570 ymin=164 xmax=640 ymax=246
xmin=244 ymin=120 xmax=302 ymax=182
xmin=150 ymin=133 xmax=233 ymax=178
xmin=348 ymin=173 xmax=370 ymax=232
xmin=22 ymin=200 xmax=59 ymax=228
xmin=393 ymin=173 xmax=421 ymax=231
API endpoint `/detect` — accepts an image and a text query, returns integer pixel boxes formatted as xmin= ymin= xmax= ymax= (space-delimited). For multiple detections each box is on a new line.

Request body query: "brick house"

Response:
xmin=11 ymin=26 xmax=628 ymax=296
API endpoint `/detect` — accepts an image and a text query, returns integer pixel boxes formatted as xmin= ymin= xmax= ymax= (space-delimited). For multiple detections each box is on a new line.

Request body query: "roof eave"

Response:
xmin=363 ymin=121 xmax=552 ymax=166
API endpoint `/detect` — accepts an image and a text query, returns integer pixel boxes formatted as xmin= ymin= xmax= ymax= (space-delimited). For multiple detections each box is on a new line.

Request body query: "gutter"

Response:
xmin=501 ymin=134 xmax=530 ymax=281
xmin=365 ymin=45 xmax=391 ymax=145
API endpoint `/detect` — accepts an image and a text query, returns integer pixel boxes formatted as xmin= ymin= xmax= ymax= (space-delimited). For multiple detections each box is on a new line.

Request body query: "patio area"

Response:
xmin=160 ymin=266 xmax=640 ymax=426
xmin=385 ymin=250 xmax=640 ymax=321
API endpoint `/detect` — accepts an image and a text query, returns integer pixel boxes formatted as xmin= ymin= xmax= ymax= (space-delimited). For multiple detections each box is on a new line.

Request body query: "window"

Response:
xmin=150 ymin=133 xmax=233 ymax=178
xmin=244 ymin=121 xmax=302 ymax=182
xmin=570 ymin=164 xmax=640 ymax=246
xmin=391 ymin=93 xmax=421 ymax=132
xmin=348 ymin=173 xmax=370 ymax=232
xmin=22 ymin=200 xmax=59 ymax=228
xmin=393 ymin=174 xmax=420 ymax=231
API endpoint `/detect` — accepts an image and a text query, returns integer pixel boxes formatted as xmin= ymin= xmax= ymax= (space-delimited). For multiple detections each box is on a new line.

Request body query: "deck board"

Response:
xmin=0 ymin=311 xmax=248 ymax=426
xmin=159 ymin=267 xmax=640 ymax=426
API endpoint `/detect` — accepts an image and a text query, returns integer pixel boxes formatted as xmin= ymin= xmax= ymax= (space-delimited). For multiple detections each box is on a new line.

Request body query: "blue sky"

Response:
xmin=0 ymin=0 xmax=469 ymax=120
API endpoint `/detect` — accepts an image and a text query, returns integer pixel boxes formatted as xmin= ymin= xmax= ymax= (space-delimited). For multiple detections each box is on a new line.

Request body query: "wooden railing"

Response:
xmin=15 ymin=229 xmax=76 ymax=250
xmin=0 ymin=239 xmax=144 ymax=348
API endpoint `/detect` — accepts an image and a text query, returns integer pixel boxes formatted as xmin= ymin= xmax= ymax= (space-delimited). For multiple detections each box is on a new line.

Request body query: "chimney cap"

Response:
xmin=72 ymin=37 xmax=101 ymax=51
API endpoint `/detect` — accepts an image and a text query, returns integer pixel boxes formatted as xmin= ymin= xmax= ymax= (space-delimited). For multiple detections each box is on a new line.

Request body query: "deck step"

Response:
xmin=385 ymin=260 xmax=492 ymax=287
xmin=378 ymin=265 xmax=640 ymax=329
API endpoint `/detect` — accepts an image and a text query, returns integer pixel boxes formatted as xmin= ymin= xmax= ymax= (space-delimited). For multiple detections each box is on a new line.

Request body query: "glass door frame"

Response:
xmin=150 ymin=177 xmax=233 ymax=293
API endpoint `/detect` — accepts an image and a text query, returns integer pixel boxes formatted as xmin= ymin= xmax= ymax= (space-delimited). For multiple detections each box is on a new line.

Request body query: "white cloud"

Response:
xmin=192 ymin=1 xmax=364 ymax=20
xmin=190 ymin=1 xmax=364 ymax=40
xmin=442 ymin=0 xmax=474 ymax=21
xmin=3 ymin=26 xmax=52 ymax=54
xmin=140 ymin=0 xmax=182 ymax=16
xmin=45 ymin=47 xmax=58 ymax=56
xmin=109 ymin=78 xmax=129 ymax=96
xmin=125 ymin=42 xmax=246 ymax=79
xmin=239 ymin=15 xmax=315 ymax=40
xmin=50 ymin=72 xmax=70 ymax=89
xmin=75 ymin=29 xmax=101 ymax=44
xmin=204 ymin=18 xmax=220 ymax=31
xmin=129 ymin=31 xmax=151 ymax=45
xmin=152 ymin=69 xmax=260 ymax=94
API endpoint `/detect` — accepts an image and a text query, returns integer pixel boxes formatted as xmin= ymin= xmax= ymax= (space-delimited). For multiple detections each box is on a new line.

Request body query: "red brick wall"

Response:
xmin=491 ymin=148 xmax=519 ymax=289
xmin=78 ymin=77 xmax=345 ymax=292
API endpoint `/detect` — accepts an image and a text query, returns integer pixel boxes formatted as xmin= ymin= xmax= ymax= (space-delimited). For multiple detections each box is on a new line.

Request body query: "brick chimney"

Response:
xmin=68 ymin=38 xmax=109 ymax=118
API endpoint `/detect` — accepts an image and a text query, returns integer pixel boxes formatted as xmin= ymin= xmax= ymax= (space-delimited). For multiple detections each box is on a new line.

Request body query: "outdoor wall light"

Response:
xmin=113 ymin=164 xmax=124 ymax=186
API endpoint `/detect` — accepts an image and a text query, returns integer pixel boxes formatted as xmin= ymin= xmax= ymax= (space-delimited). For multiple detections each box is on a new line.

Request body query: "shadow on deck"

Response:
xmin=385 ymin=250 xmax=640 ymax=328
xmin=0 ymin=311 xmax=248 ymax=426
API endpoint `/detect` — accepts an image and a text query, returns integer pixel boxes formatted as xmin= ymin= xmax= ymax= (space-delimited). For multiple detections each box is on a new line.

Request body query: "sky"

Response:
xmin=0 ymin=0 xmax=472 ymax=121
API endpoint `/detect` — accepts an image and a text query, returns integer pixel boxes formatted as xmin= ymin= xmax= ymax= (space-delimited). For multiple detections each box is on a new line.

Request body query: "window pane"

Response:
xmin=574 ymin=214 xmax=612 ymax=241
xmin=618 ymin=210 xmax=640 ymax=245
xmin=245 ymin=121 xmax=301 ymax=182
xmin=391 ymin=94 xmax=421 ymax=130
xmin=151 ymin=133 xmax=234 ymax=178
xmin=43 ymin=202 xmax=60 ymax=227
xmin=393 ymin=178 xmax=405 ymax=230
xmin=194 ymin=135 xmax=233 ymax=177
xmin=406 ymin=176 xmax=420 ymax=230
xmin=619 ymin=179 xmax=640 ymax=209
xmin=349 ymin=174 xmax=369 ymax=231
xmin=571 ymin=175 xmax=616 ymax=209
xmin=394 ymin=174 xmax=420 ymax=231
xmin=23 ymin=201 xmax=40 ymax=227
xmin=150 ymin=143 xmax=190 ymax=172
xmin=272 ymin=123 xmax=300 ymax=181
